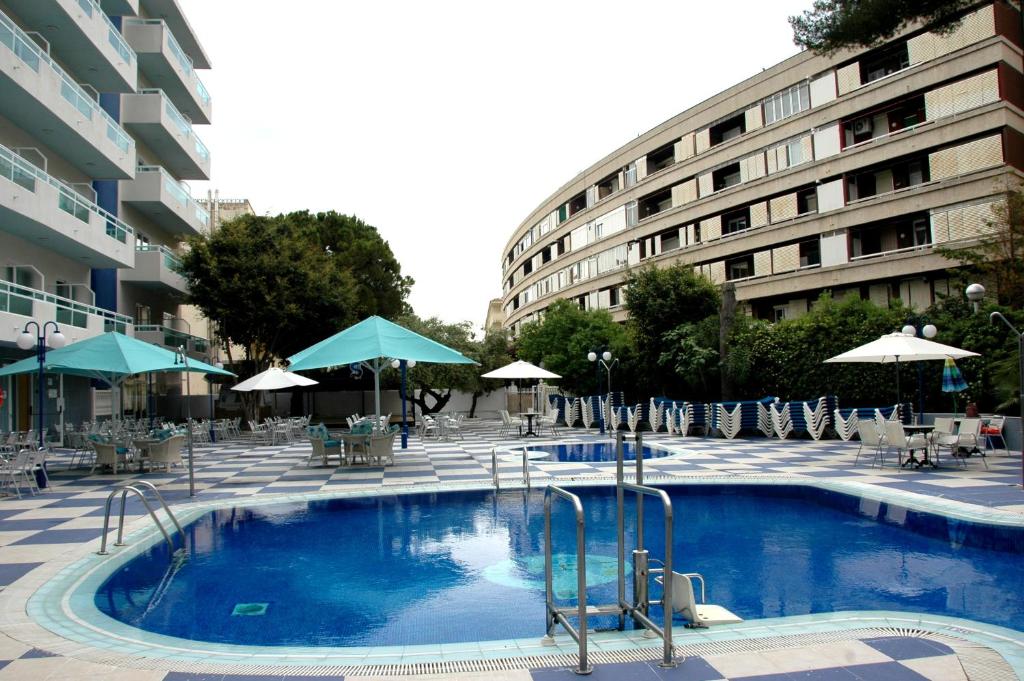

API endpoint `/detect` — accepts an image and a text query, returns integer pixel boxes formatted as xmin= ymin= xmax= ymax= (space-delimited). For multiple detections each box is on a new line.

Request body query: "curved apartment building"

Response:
xmin=500 ymin=2 xmax=1024 ymax=334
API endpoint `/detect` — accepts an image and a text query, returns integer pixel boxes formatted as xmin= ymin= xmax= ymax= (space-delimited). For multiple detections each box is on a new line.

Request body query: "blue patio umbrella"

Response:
xmin=287 ymin=316 xmax=476 ymax=448
xmin=942 ymin=357 xmax=968 ymax=416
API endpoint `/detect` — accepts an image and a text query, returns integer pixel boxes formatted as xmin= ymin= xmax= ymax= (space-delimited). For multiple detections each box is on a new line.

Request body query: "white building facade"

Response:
xmin=0 ymin=0 xmax=213 ymax=433
xmin=501 ymin=3 xmax=1024 ymax=333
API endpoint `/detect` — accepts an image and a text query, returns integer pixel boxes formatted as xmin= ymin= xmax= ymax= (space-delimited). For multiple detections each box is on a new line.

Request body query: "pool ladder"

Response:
xmin=542 ymin=431 xmax=677 ymax=675
xmin=490 ymin=446 xmax=532 ymax=490
xmin=97 ymin=481 xmax=186 ymax=561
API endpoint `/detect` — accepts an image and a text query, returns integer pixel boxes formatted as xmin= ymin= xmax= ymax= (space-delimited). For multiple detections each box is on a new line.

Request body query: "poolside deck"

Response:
xmin=0 ymin=419 xmax=1021 ymax=680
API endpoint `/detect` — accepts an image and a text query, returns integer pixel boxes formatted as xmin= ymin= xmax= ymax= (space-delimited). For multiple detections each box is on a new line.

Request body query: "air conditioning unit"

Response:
xmin=853 ymin=117 xmax=873 ymax=135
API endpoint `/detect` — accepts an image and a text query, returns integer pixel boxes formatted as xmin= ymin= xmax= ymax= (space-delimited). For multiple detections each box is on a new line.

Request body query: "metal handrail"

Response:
xmin=615 ymin=430 xmax=676 ymax=668
xmin=522 ymin=446 xmax=531 ymax=489
xmin=98 ymin=481 xmax=185 ymax=559
xmin=491 ymin=447 xmax=500 ymax=489
xmin=544 ymin=485 xmax=591 ymax=675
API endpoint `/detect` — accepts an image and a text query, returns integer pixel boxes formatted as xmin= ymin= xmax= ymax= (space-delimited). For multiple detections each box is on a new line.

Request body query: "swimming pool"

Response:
xmin=90 ymin=484 xmax=1024 ymax=648
xmin=523 ymin=441 xmax=671 ymax=462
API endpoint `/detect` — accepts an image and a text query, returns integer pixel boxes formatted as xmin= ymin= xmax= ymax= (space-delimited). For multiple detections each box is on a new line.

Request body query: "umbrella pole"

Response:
xmin=895 ymin=357 xmax=902 ymax=422
xmin=373 ymin=359 xmax=382 ymax=429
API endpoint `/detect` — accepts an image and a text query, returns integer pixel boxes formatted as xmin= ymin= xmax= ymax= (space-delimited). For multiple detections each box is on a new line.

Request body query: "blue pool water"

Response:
xmin=526 ymin=442 xmax=669 ymax=462
xmin=93 ymin=485 xmax=1024 ymax=647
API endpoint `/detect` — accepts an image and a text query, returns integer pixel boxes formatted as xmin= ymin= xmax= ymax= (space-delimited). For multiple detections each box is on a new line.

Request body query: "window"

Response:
xmin=722 ymin=207 xmax=750 ymax=235
xmin=623 ymin=162 xmax=637 ymax=188
xmin=136 ymin=232 xmax=150 ymax=248
xmin=625 ymin=201 xmax=638 ymax=227
xmin=522 ymin=260 xmax=532 ymax=275
xmin=660 ymin=229 xmax=680 ymax=252
xmin=773 ymin=305 xmax=787 ymax=322
xmin=596 ymin=172 xmax=619 ymax=200
xmin=893 ymin=158 xmax=928 ymax=190
xmin=646 ymin=143 xmax=676 ymax=174
xmin=136 ymin=304 xmax=151 ymax=325
xmin=763 ymin=82 xmax=810 ymax=125
xmin=568 ymin=192 xmax=586 ymax=217
xmin=799 ymin=239 xmax=821 ymax=267
xmin=712 ymin=163 xmax=742 ymax=191
xmin=725 ymin=254 xmax=754 ymax=281
xmin=786 ymin=139 xmax=804 ymax=166
xmin=860 ymin=42 xmax=910 ymax=84
xmin=541 ymin=246 xmax=552 ymax=264
xmin=897 ymin=217 xmax=932 ymax=249
xmin=710 ymin=113 xmax=745 ymax=147
xmin=797 ymin=187 xmax=818 ymax=215
xmin=639 ymin=189 xmax=672 ymax=219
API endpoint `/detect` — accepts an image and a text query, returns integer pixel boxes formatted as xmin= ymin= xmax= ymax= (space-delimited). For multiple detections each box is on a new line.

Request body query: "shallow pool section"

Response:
xmin=93 ymin=485 xmax=1024 ymax=648
xmin=524 ymin=441 xmax=670 ymax=462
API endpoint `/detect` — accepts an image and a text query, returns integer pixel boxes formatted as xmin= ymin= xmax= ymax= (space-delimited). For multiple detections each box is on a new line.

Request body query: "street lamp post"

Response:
xmin=16 ymin=321 xmax=66 ymax=449
xmin=588 ymin=350 xmax=618 ymax=434
xmin=966 ymin=283 xmax=1023 ymax=489
xmin=989 ymin=310 xmax=1023 ymax=489
xmin=901 ymin=321 xmax=937 ymax=421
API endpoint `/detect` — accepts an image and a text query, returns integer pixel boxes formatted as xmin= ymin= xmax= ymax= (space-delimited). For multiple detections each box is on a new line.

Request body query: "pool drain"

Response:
xmin=231 ymin=603 xmax=268 ymax=616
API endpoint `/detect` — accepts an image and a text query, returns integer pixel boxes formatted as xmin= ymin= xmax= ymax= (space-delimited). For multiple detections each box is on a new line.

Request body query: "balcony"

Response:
xmin=0 ymin=279 xmax=133 ymax=346
xmin=123 ymin=19 xmax=210 ymax=124
xmin=121 ymin=89 xmax=210 ymax=179
xmin=134 ymin=324 xmax=208 ymax=355
xmin=0 ymin=143 xmax=135 ymax=269
xmin=139 ymin=0 xmax=210 ymax=69
xmin=3 ymin=0 xmax=136 ymax=92
xmin=0 ymin=10 xmax=136 ymax=178
xmin=121 ymin=165 xmax=209 ymax=236
xmin=120 ymin=244 xmax=187 ymax=294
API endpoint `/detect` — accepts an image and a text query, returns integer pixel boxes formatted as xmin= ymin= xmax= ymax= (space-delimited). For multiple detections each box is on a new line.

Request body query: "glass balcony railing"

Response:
xmin=77 ymin=0 xmax=135 ymax=66
xmin=138 ymin=89 xmax=210 ymax=161
xmin=0 ymin=279 xmax=133 ymax=330
xmin=134 ymin=324 xmax=207 ymax=353
xmin=1 ymin=143 xmax=134 ymax=244
xmin=0 ymin=10 xmax=133 ymax=153
xmin=134 ymin=165 xmax=210 ymax=228
xmin=136 ymin=243 xmax=182 ymax=272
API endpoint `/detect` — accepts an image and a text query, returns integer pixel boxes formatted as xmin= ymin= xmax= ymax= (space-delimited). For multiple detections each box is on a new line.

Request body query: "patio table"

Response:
xmin=334 ymin=432 xmax=371 ymax=465
xmin=902 ymin=424 xmax=935 ymax=468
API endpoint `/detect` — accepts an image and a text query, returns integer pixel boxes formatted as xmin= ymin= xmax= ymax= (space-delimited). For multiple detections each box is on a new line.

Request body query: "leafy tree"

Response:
xmin=725 ymin=293 xmax=906 ymax=404
xmin=178 ymin=211 xmax=412 ymax=420
xmin=469 ymin=330 xmax=516 ymax=417
xmin=622 ymin=263 xmax=720 ymax=397
xmin=396 ymin=316 xmax=478 ymax=415
xmin=790 ymin=0 xmax=976 ymax=55
xmin=516 ymin=299 xmax=631 ymax=396
xmin=936 ymin=188 xmax=1024 ymax=308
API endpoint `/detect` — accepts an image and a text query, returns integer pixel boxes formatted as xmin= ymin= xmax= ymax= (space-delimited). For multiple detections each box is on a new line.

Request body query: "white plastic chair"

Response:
xmin=655 ymin=571 xmax=743 ymax=627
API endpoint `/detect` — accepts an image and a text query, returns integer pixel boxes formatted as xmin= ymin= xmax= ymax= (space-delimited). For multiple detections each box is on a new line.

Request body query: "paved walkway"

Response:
xmin=0 ymin=419 xmax=1021 ymax=680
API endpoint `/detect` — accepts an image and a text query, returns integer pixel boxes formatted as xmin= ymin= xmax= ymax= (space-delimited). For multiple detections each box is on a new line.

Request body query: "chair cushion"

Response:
xmin=981 ymin=426 xmax=1001 ymax=434
xmin=115 ymin=447 xmax=129 ymax=455
xmin=351 ymin=422 xmax=373 ymax=435
xmin=324 ymin=439 xmax=340 ymax=448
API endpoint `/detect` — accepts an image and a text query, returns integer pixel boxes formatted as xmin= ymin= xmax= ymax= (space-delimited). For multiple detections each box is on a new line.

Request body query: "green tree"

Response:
xmin=516 ymin=299 xmax=630 ymax=396
xmin=622 ymin=263 xmax=721 ymax=397
xmin=178 ymin=211 xmax=412 ymax=418
xmin=789 ymin=0 xmax=976 ymax=55
xmin=936 ymin=189 xmax=1024 ymax=309
xmin=470 ymin=329 xmax=515 ymax=417
xmin=397 ymin=316 xmax=479 ymax=415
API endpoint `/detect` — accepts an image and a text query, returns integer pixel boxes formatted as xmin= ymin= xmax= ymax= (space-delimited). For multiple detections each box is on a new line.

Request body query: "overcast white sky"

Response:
xmin=178 ymin=0 xmax=813 ymax=331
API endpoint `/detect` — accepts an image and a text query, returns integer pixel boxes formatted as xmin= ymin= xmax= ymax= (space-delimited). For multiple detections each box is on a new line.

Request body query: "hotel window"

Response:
xmin=597 ymin=172 xmax=620 ymax=200
xmin=786 ymin=139 xmax=804 ymax=166
xmin=722 ymin=207 xmax=750 ymax=235
xmin=710 ymin=113 xmax=745 ymax=147
xmin=725 ymin=254 xmax=754 ymax=281
xmin=623 ymin=161 xmax=637 ymax=188
xmin=799 ymin=239 xmax=821 ymax=267
xmin=712 ymin=163 xmax=742 ymax=191
xmin=860 ymin=42 xmax=910 ymax=84
xmin=773 ymin=305 xmax=787 ymax=322
xmin=896 ymin=216 xmax=932 ymax=249
xmin=797 ymin=187 xmax=818 ymax=215
xmin=763 ymin=82 xmax=810 ymax=125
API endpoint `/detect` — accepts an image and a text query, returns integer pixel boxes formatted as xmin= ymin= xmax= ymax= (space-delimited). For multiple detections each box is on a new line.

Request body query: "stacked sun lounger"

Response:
xmin=769 ymin=396 xmax=838 ymax=439
xmin=832 ymin=404 xmax=901 ymax=441
xmin=709 ymin=397 xmax=777 ymax=438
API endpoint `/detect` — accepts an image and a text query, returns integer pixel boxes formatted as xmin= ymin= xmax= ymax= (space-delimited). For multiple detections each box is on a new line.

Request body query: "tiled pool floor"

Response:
xmin=0 ymin=420 xmax=1021 ymax=679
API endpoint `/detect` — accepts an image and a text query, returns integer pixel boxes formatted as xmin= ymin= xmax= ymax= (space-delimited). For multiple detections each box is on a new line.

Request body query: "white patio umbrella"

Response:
xmin=482 ymin=360 xmax=561 ymax=412
xmin=824 ymin=332 xmax=979 ymax=408
xmin=231 ymin=367 xmax=318 ymax=392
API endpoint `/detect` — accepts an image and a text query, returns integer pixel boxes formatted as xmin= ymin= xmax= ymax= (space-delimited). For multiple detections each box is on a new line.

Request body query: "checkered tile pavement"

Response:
xmin=0 ymin=418 xmax=1020 ymax=680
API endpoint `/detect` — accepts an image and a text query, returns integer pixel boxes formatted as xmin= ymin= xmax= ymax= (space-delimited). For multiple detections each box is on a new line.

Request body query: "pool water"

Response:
xmin=93 ymin=486 xmax=1024 ymax=647
xmin=525 ymin=442 xmax=670 ymax=462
